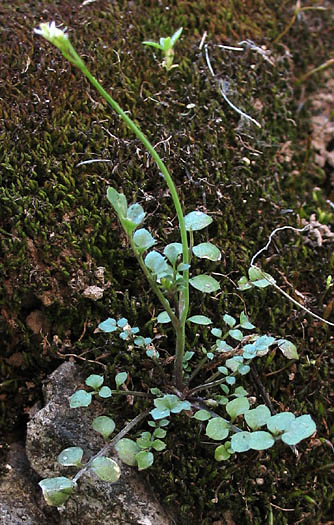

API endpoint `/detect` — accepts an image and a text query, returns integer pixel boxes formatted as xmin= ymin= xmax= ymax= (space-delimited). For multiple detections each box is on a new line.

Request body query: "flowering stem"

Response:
xmin=38 ymin=30 xmax=189 ymax=390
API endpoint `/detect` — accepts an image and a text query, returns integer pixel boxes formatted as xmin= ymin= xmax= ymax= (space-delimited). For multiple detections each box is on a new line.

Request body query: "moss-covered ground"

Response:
xmin=1 ymin=0 xmax=334 ymax=523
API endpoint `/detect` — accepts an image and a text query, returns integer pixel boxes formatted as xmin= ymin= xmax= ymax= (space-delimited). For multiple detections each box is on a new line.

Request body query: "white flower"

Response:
xmin=34 ymin=21 xmax=68 ymax=44
xmin=34 ymin=21 xmax=84 ymax=69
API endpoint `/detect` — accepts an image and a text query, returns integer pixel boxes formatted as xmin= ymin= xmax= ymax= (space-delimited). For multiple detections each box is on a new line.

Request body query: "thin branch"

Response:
xmin=72 ymin=409 xmax=151 ymax=484
xmin=250 ymin=224 xmax=334 ymax=327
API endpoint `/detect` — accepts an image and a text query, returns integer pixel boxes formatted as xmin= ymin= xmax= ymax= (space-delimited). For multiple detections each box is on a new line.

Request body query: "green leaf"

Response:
xmin=150 ymin=388 xmax=162 ymax=396
xmin=228 ymin=329 xmax=243 ymax=341
xmin=39 ymin=477 xmax=76 ymax=507
xmin=245 ymin=405 xmax=271 ymax=430
xmin=150 ymin=407 xmax=170 ymax=420
xmin=142 ymin=40 xmax=163 ymax=50
xmin=57 ymin=447 xmax=83 ymax=467
xmin=133 ymin=228 xmax=156 ymax=251
xmin=242 ymin=344 xmax=257 ymax=360
xmin=163 ymin=243 xmax=183 ymax=264
xmin=144 ymin=251 xmax=169 ymax=275
xmin=187 ymin=315 xmax=212 ymax=325
xmin=266 ymin=412 xmax=296 ymax=435
xmin=98 ymin=318 xmax=117 ymax=333
xmin=237 ymin=275 xmax=252 ymax=292
xmin=135 ymin=450 xmax=154 ymax=471
xmin=231 ymin=431 xmax=251 ymax=453
xmin=98 ymin=386 xmax=112 ymax=398
xmin=248 ymin=267 xmax=276 ymax=287
xmin=137 ymin=431 xmax=152 ymax=449
xmin=238 ymin=364 xmax=250 ymax=375
xmin=254 ymin=335 xmax=276 ymax=356
xmin=159 ymin=419 xmax=170 ymax=427
xmin=92 ymin=416 xmax=116 ymax=439
xmin=115 ymin=372 xmax=128 ymax=389
xmin=107 ymin=187 xmax=127 ymax=217
xmin=115 ymin=438 xmax=140 ymax=466
xmin=152 ymin=439 xmax=166 ymax=451
xmin=239 ymin=312 xmax=255 ymax=330
xmin=85 ymin=374 xmax=104 ymax=389
xmin=184 ymin=211 xmax=213 ymax=231
xmin=249 ymin=431 xmax=275 ymax=450
xmin=206 ymin=417 xmax=229 ymax=440
xmin=281 ymin=415 xmax=316 ymax=445
xmin=216 ymin=340 xmax=233 ymax=352
xmin=233 ymin=386 xmax=248 ymax=397
xmin=193 ymin=409 xmax=212 ymax=421
xmin=211 ymin=328 xmax=222 ymax=338
xmin=170 ymin=27 xmax=183 ymax=46
xmin=153 ymin=428 xmax=167 ymax=438
xmin=189 ymin=274 xmax=220 ymax=293
xmin=214 ymin=444 xmax=231 ymax=461
xmin=237 ymin=276 xmax=252 ymax=291
xmin=153 ymin=394 xmax=191 ymax=416
xmin=226 ymin=356 xmax=243 ymax=372
xmin=177 ymin=263 xmax=190 ymax=271
xmin=160 ymin=36 xmax=171 ymax=51
xmin=223 ymin=314 xmax=236 ymax=328
xmin=126 ymin=203 xmax=145 ymax=225
xmin=157 ymin=311 xmax=171 ymax=324
xmin=91 ymin=456 xmax=121 ymax=482
xmin=277 ymin=339 xmax=299 ymax=360
xmin=69 ymin=390 xmax=92 ymax=408
xmin=192 ymin=242 xmax=221 ymax=261
xmin=226 ymin=397 xmax=250 ymax=420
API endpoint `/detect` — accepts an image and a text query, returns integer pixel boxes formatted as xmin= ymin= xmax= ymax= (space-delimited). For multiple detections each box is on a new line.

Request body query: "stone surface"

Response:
xmin=25 ymin=361 xmax=174 ymax=525
xmin=0 ymin=442 xmax=58 ymax=525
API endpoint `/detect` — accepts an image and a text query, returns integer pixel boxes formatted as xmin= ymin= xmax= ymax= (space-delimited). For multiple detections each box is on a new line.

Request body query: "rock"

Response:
xmin=0 ymin=442 xmax=58 ymax=525
xmin=26 ymin=362 xmax=173 ymax=525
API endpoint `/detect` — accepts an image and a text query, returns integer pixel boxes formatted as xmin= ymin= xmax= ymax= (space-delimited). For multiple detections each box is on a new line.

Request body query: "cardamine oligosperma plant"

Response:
xmin=34 ymin=22 xmax=316 ymax=507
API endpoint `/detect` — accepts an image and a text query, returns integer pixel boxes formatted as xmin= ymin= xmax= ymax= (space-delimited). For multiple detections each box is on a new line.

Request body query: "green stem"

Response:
xmin=110 ymin=390 xmax=153 ymax=397
xmin=129 ymin=238 xmax=179 ymax=328
xmin=186 ymin=355 xmax=208 ymax=386
xmin=187 ymin=376 xmax=228 ymax=396
xmin=67 ymin=42 xmax=189 ymax=390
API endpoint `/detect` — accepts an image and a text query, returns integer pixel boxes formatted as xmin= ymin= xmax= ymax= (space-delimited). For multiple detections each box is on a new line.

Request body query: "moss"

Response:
xmin=1 ymin=0 xmax=334 ymax=522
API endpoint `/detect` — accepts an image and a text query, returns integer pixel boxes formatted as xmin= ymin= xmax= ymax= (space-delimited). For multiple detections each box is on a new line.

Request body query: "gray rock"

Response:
xmin=0 ymin=442 xmax=58 ymax=525
xmin=25 ymin=361 xmax=174 ymax=525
